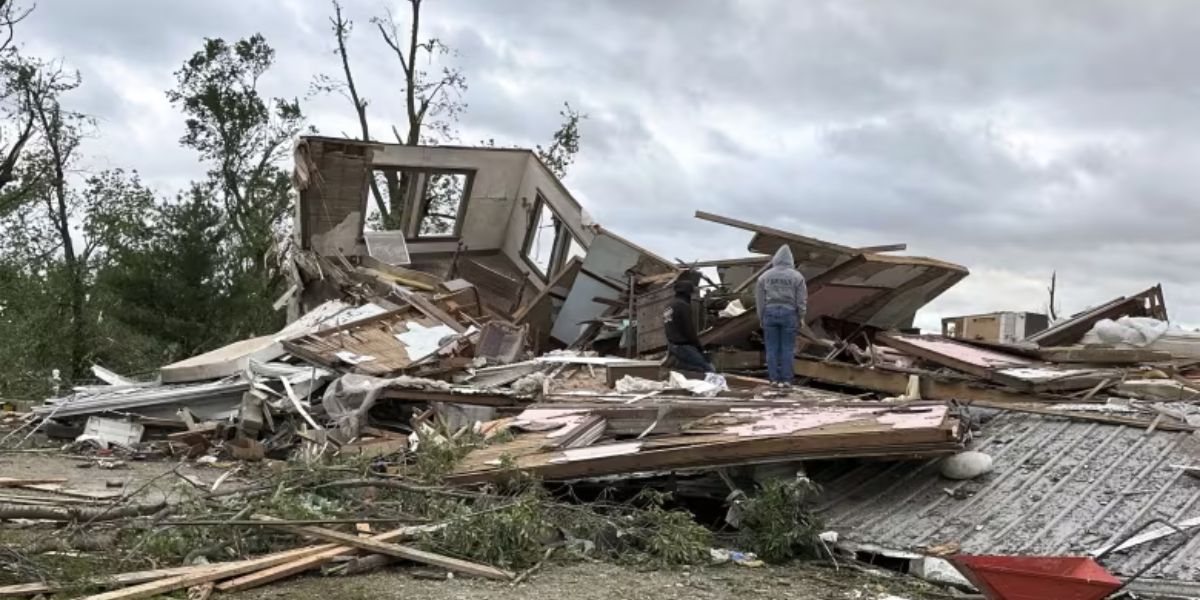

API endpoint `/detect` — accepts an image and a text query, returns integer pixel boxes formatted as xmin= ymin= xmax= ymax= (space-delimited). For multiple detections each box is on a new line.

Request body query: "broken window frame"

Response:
xmin=521 ymin=192 xmax=583 ymax=281
xmin=373 ymin=166 xmax=476 ymax=240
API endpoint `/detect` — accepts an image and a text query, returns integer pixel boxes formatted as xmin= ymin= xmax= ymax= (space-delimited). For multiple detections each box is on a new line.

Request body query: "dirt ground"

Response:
xmin=235 ymin=561 xmax=950 ymax=600
xmin=0 ymin=448 xmax=254 ymax=504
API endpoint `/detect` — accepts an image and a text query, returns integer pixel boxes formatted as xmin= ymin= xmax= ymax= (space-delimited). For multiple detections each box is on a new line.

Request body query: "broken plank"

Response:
xmin=280 ymin=376 xmax=322 ymax=430
xmin=338 ymin=437 xmax=408 ymax=459
xmin=18 ymin=483 xmax=124 ymax=500
xmin=0 ymin=477 xmax=67 ymax=487
xmin=792 ymin=357 xmax=1065 ymax=405
xmin=0 ymin=565 xmax=213 ymax=597
xmin=216 ymin=523 xmax=442 ymax=593
xmin=67 ymin=544 xmax=338 ymax=600
xmin=1037 ymin=346 xmax=1173 ymax=364
xmin=255 ymin=516 xmax=512 ymax=580
xmin=393 ymin=286 xmax=467 ymax=333
xmin=968 ymin=401 xmax=1199 ymax=432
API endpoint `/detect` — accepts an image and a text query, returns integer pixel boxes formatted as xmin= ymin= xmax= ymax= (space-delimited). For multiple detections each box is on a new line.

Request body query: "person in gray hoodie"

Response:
xmin=754 ymin=245 xmax=807 ymax=389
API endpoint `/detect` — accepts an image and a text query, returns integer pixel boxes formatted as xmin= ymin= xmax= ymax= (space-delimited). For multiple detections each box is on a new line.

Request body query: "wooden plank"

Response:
xmin=0 ymin=477 xmax=67 ymax=487
xmin=378 ymin=388 xmax=527 ymax=407
xmin=0 ymin=564 xmax=212 ymax=597
xmin=856 ymin=243 xmax=907 ymax=253
xmin=280 ymin=376 xmax=322 ymax=430
xmin=18 ymin=484 xmax=124 ymax=500
xmin=393 ymin=286 xmax=467 ymax=333
xmin=679 ymin=256 xmax=770 ymax=268
xmin=450 ymin=407 xmax=962 ymax=484
xmin=74 ymin=544 xmax=337 ymax=600
xmin=877 ymin=333 xmax=1033 ymax=379
xmin=968 ymin=401 xmax=1199 ymax=432
xmin=255 ymin=517 xmax=513 ymax=580
xmin=1037 ymin=346 xmax=1173 ymax=364
xmin=694 ymin=210 xmax=856 ymax=256
xmin=791 ymin=357 xmax=1075 ymax=405
xmin=216 ymin=523 xmax=440 ymax=593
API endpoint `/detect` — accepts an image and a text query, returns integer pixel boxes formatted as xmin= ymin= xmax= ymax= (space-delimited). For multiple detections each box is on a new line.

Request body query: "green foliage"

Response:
xmin=736 ymin=478 xmax=825 ymax=564
xmin=536 ymin=102 xmax=586 ymax=179
xmin=410 ymin=428 xmax=478 ymax=483
xmin=425 ymin=487 xmax=554 ymax=570
xmin=166 ymin=33 xmax=303 ymax=336
xmin=610 ymin=489 xmax=713 ymax=566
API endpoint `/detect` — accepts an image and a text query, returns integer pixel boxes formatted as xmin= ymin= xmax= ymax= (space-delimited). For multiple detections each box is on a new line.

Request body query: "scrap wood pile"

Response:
xmin=783 ymin=284 xmax=1200 ymax=433
xmin=0 ymin=447 xmax=733 ymax=597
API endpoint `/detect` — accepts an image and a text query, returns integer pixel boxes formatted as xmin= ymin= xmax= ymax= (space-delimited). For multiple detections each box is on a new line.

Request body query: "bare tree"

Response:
xmin=0 ymin=0 xmax=37 ymax=197
xmin=0 ymin=0 xmax=33 ymax=55
xmin=373 ymin=0 xmax=466 ymax=146
xmin=312 ymin=1 xmax=389 ymax=217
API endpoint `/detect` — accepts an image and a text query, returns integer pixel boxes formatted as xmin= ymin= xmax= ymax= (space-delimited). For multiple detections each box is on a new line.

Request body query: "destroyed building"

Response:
xmin=4 ymin=137 xmax=1200 ymax=598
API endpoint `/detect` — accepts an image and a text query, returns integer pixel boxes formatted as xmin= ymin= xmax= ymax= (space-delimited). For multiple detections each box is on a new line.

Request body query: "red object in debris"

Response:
xmin=950 ymin=554 xmax=1123 ymax=600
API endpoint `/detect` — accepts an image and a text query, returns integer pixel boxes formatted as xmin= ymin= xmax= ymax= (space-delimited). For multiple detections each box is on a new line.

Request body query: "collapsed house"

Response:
xmin=9 ymin=138 xmax=1200 ymax=596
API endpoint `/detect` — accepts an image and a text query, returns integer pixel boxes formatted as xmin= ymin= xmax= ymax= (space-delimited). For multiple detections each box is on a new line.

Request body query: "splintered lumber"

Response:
xmin=0 ymin=477 xmax=68 ymax=487
xmin=78 ymin=545 xmax=336 ymax=600
xmin=967 ymin=401 xmax=1199 ymax=432
xmin=0 ymin=565 xmax=210 ymax=597
xmin=216 ymin=523 xmax=443 ymax=593
xmin=20 ymin=483 xmax=124 ymax=500
xmin=2 ymin=545 xmax=336 ymax=599
xmin=1038 ymin=346 xmax=1173 ymax=364
xmin=255 ymin=516 xmax=512 ymax=580
xmin=791 ymin=357 xmax=1074 ymax=405
xmin=451 ymin=403 xmax=963 ymax=484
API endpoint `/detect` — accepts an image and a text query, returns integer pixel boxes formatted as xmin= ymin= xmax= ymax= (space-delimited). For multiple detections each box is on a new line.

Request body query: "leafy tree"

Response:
xmin=166 ymin=34 xmax=305 ymax=335
xmin=537 ymin=103 xmax=585 ymax=180
xmin=95 ymin=182 xmax=233 ymax=364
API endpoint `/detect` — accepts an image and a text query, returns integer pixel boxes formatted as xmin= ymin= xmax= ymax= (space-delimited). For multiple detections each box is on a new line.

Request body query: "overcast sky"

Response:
xmin=21 ymin=0 xmax=1200 ymax=331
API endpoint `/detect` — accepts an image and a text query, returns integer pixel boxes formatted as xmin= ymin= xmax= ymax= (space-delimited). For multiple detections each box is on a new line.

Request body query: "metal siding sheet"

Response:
xmin=817 ymin=412 xmax=1200 ymax=583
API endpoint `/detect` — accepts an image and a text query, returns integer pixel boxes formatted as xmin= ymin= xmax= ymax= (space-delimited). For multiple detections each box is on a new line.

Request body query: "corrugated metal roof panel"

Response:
xmin=815 ymin=411 xmax=1200 ymax=584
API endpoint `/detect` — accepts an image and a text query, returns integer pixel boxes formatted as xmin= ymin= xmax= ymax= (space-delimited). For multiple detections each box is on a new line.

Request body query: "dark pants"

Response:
xmin=669 ymin=344 xmax=715 ymax=373
xmin=762 ymin=305 xmax=799 ymax=384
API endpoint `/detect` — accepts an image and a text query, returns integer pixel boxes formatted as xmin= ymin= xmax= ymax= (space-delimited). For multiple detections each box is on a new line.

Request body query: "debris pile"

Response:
xmin=3 ymin=138 xmax=1199 ymax=597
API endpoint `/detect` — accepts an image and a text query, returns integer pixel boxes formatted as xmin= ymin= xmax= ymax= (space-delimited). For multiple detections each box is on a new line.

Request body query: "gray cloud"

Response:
xmin=18 ymin=0 xmax=1200 ymax=329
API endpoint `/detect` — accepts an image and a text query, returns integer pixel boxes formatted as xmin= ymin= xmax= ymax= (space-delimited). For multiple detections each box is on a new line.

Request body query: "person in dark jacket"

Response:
xmin=664 ymin=278 xmax=715 ymax=373
xmin=754 ymin=245 xmax=807 ymax=389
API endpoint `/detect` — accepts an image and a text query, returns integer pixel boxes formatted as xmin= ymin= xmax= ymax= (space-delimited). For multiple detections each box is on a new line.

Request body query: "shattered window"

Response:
xmin=522 ymin=193 xmax=583 ymax=279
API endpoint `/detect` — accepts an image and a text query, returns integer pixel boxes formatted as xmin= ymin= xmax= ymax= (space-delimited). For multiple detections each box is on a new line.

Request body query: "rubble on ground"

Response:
xmin=2 ymin=139 xmax=1198 ymax=597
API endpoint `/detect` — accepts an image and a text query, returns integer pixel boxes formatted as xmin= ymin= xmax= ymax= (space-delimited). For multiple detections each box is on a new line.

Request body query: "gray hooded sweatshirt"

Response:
xmin=754 ymin=245 xmax=807 ymax=322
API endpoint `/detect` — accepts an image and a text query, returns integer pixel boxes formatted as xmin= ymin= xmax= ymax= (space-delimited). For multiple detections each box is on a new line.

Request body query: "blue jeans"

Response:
xmin=669 ymin=344 xmax=715 ymax=373
xmin=762 ymin=305 xmax=799 ymax=384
